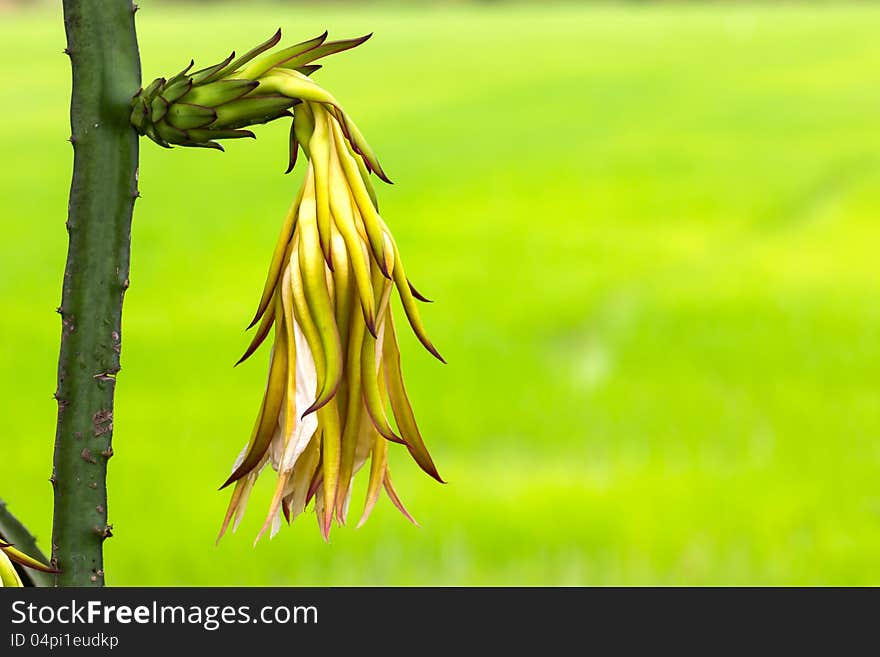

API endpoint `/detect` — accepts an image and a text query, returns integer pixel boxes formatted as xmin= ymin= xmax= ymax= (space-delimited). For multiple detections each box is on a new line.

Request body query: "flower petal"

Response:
xmin=356 ymin=434 xmax=388 ymax=529
xmin=0 ymin=549 xmax=23 ymax=587
xmin=382 ymin=308 xmax=444 ymax=483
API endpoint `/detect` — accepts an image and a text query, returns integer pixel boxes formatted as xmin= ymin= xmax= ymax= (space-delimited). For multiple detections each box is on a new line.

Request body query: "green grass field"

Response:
xmin=2 ymin=1 xmax=880 ymax=585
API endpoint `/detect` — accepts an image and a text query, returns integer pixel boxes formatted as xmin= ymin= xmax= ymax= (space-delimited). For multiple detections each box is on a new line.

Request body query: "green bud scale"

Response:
xmin=130 ymin=29 xmax=372 ymax=156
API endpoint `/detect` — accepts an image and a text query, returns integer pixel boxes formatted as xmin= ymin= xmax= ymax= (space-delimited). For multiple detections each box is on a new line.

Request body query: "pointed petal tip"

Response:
xmin=377 ymin=259 xmax=391 ymax=280
xmin=320 ymin=515 xmax=332 ymax=542
xmin=306 ymin=473 xmax=323 ymax=507
xmin=408 ymin=281 xmax=433 ymax=303
xmin=365 ymin=313 xmax=378 ymax=339
xmin=370 ymin=159 xmax=392 ymax=184
xmin=421 ymin=464 xmax=446 ymax=484
xmin=281 ymin=496 xmax=293 ymax=525
xmin=386 ymin=433 xmax=406 ymax=446
xmin=426 ymin=343 xmax=446 ymax=364
xmin=301 ymin=377 xmax=341 ymax=419
xmin=384 ymin=473 xmax=419 ymax=527
xmin=300 ymin=404 xmax=319 ymax=420
xmin=346 ymin=33 xmax=373 ymax=49
xmin=300 ymin=398 xmax=328 ymax=420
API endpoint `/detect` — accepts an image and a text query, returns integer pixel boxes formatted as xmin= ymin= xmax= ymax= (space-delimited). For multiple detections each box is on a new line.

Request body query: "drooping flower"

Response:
xmin=132 ymin=32 xmax=444 ymax=542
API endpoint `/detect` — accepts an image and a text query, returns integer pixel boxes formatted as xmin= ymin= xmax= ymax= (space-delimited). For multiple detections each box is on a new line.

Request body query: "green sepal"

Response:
xmin=292 ymin=101 xmax=315 ymax=158
xmin=208 ymin=29 xmax=283 ymax=82
xmin=180 ymin=79 xmax=259 ymax=108
xmin=229 ymin=108 xmax=295 ymax=130
xmin=141 ymin=76 xmax=165 ymax=100
xmin=155 ymin=119 xmax=191 ymax=145
xmin=166 ymin=102 xmax=218 ymax=130
xmin=186 ymin=141 xmax=225 ymax=151
xmin=285 ymin=119 xmax=299 ymax=174
xmin=165 ymin=60 xmax=194 ymax=87
xmin=143 ymin=123 xmax=171 ymax=148
xmin=296 ymin=64 xmax=322 ymax=77
xmin=185 ymin=128 xmax=256 ymax=142
xmin=278 ymin=35 xmax=372 ymax=71
xmin=130 ymin=98 xmax=149 ymax=132
xmin=161 ymin=77 xmax=194 ymax=104
xmin=240 ymin=31 xmax=327 ymax=81
xmin=149 ymin=94 xmax=169 ymax=124
xmin=145 ymin=123 xmax=171 ymax=148
xmin=213 ymin=94 xmax=298 ymax=128
xmin=190 ymin=51 xmax=235 ymax=85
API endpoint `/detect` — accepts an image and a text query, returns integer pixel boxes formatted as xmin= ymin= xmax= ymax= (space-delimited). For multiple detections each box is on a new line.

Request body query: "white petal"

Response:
xmin=279 ymin=318 xmax=320 ymax=473
xmin=268 ymin=421 xmax=284 ymax=470
xmin=232 ymin=472 xmax=258 ymax=533
xmin=230 ymin=441 xmax=249 ymax=473
xmin=270 ymin=510 xmax=282 ymax=539
xmin=341 ymin=480 xmax=353 ymax=520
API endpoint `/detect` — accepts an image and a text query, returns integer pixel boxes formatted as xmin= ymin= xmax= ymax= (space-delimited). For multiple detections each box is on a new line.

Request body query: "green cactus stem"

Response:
xmin=52 ymin=0 xmax=142 ymax=587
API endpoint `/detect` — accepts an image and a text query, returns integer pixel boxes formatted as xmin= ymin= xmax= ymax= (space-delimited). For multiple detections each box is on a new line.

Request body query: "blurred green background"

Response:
xmin=2 ymin=1 xmax=880 ymax=585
